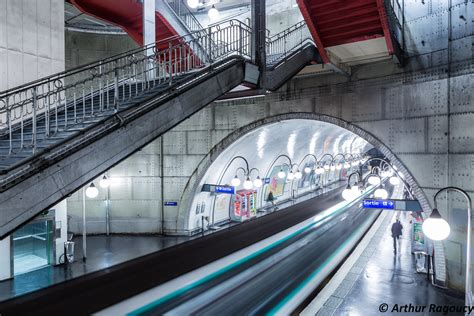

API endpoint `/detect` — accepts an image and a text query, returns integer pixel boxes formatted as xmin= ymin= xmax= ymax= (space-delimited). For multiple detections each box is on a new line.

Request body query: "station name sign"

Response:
xmin=363 ymin=199 xmax=422 ymax=212
xmin=201 ymin=184 xmax=235 ymax=194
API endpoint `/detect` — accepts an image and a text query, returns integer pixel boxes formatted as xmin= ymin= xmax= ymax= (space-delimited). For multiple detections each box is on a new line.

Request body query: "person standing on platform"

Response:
xmin=391 ymin=218 xmax=403 ymax=253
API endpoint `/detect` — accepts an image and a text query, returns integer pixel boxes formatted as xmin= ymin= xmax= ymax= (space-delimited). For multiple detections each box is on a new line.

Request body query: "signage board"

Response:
xmin=264 ymin=178 xmax=271 ymax=184
xmin=202 ymin=184 xmax=235 ymax=195
xmin=164 ymin=201 xmax=178 ymax=206
xmin=363 ymin=199 xmax=422 ymax=212
xmin=215 ymin=186 xmax=235 ymax=194
xmin=363 ymin=199 xmax=395 ymax=209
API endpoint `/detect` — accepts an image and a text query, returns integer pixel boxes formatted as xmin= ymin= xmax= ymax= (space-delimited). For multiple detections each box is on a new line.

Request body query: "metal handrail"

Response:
xmin=0 ymin=18 xmax=316 ymax=163
xmin=166 ymin=0 xmax=205 ymax=33
xmin=266 ymin=21 xmax=313 ymax=65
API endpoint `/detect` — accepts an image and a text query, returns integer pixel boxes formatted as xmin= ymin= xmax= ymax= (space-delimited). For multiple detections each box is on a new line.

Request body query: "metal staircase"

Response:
xmin=0 ymin=18 xmax=318 ymax=238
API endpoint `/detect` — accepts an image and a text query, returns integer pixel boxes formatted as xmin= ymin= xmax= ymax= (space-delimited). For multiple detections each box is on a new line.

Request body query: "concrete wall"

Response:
xmin=0 ymin=0 xmax=65 ymax=91
xmin=65 ymin=31 xmax=137 ymax=69
xmin=0 ymin=236 xmax=11 ymax=281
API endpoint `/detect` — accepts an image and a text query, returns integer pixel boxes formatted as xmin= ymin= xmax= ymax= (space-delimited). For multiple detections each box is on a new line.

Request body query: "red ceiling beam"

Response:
xmin=296 ymin=0 xmax=330 ymax=64
xmin=375 ymin=0 xmax=395 ymax=55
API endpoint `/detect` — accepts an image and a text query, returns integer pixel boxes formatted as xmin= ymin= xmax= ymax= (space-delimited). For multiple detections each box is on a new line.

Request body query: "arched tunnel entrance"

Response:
xmin=179 ymin=113 xmax=430 ymax=232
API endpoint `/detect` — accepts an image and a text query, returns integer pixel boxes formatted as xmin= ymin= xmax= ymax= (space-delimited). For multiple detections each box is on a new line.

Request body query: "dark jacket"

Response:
xmin=267 ymin=192 xmax=274 ymax=202
xmin=391 ymin=221 xmax=403 ymax=237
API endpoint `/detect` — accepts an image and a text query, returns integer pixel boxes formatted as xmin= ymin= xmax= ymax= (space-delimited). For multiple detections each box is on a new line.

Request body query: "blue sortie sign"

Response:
xmin=215 ymin=186 xmax=235 ymax=194
xmin=363 ymin=199 xmax=395 ymax=209
xmin=164 ymin=201 xmax=178 ymax=206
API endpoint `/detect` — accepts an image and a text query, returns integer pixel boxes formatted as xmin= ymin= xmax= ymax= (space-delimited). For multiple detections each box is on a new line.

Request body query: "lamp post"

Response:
xmin=82 ymin=182 xmax=99 ymax=261
xmin=423 ymin=187 xmax=472 ymax=308
xmin=99 ymin=175 xmax=111 ymax=235
xmin=342 ymin=171 xmax=363 ymax=201
xmin=362 ymin=157 xmax=415 ymax=199
xmin=227 ymin=157 xmax=262 ymax=190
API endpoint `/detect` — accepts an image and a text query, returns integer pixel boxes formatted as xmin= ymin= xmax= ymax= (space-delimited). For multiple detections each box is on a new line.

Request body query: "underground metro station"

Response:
xmin=0 ymin=0 xmax=473 ymax=315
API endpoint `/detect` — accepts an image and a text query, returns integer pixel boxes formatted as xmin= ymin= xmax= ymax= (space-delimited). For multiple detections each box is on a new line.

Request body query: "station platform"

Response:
xmin=303 ymin=210 xmax=464 ymax=315
xmin=0 ymin=182 xmax=342 ymax=304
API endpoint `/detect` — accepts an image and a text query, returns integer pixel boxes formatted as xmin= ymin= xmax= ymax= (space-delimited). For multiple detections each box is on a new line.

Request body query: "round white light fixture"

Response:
xmin=208 ymin=5 xmax=219 ymax=20
xmin=295 ymin=170 xmax=302 ymax=179
xmin=315 ymin=166 xmax=324 ymax=174
xmin=253 ymin=176 xmax=263 ymax=188
xmin=330 ymin=165 xmax=336 ymax=171
xmin=336 ymin=163 xmax=342 ymax=170
xmin=187 ymin=0 xmax=199 ymax=9
xmin=422 ymin=208 xmax=450 ymax=241
xmin=243 ymin=177 xmax=253 ymax=190
xmin=85 ymin=183 xmax=99 ymax=198
xmin=231 ymin=175 xmax=241 ymax=187
xmin=342 ymin=186 xmax=355 ymax=201
xmin=323 ymin=164 xmax=330 ymax=171
xmin=367 ymin=175 xmax=381 ymax=186
xmin=278 ymin=169 xmax=286 ymax=179
xmin=304 ymin=166 xmax=312 ymax=174
xmin=343 ymin=162 xmax=351 ymax=169
xmin=374 ymin=188 xmax=388 ymax=199
xmin=389 ymin=176 xmax=400 ymax=185
xmin=287 ymin=171 xmax=295 ymax=180
xmin=99 ymin=175 xmax=110 ymax=189
xmin=351 ymin=185 xmax=361 ymax=195
xmin=351 ymin=161 xmax=357 ymax=167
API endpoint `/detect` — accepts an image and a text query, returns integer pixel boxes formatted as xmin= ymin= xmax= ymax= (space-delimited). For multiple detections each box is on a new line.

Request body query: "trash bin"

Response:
xmin=64 ymin=241 xmax=75 ymax=263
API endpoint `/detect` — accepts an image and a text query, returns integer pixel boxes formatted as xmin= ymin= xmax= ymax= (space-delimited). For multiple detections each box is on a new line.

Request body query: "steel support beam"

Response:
xmin=251 ymin=0 xmax=266 ymax=86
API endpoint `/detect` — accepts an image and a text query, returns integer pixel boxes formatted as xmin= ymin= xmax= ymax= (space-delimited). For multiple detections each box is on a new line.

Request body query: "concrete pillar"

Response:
xmin=251 ymin=0 xmax=266 ymax=71
xmin=53 ymin=200 xmax=68 ymax=265
xmin=0 ymin=236 xmax=11 ymax=281
xmin=143 ymin=0 xmax=155 ymax=52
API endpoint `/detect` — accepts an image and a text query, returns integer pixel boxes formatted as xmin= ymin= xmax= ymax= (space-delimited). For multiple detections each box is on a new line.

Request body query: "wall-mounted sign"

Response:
xmin=202 ymin=184 xmax=235 ymax=194
xmin=363 ymin=199 xmax=422 ymax=212
xmin=164 ymin=201 xmax=178 ymax=206
xmin=363 ymin=199 xmax=395 ymax=209
xmin=264 ymin=178 xmax=271 ymax=184
xmin=215 ymin=186 xmax=235 ymax=194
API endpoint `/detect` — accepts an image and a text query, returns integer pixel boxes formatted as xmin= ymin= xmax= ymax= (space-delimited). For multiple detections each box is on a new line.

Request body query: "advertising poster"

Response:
xmin=214 ymin=194 xmax=231 ymax=216
xmin=265 ymin=164 xmax=289 ymax=198
xmin=249 ymin=192 xmax=257 ymax=217
xmin=298 ymin=162 xmax=314 ymax=189
xmin=412 ymin=216 xmax=425 ymax=253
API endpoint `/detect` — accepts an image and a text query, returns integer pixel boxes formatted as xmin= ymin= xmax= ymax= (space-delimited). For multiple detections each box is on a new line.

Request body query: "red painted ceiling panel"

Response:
xmin=70 ymin=0 xmax=178 ymax=50
xmin=298 ymin=0 xmax=391 ymax=55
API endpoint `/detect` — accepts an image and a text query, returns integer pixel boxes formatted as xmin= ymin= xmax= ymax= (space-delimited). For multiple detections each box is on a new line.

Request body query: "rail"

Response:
xmin=266 ymin=21 xmax=312 ymax=65
xmin=0 ymin=19 xmax=314 ymax=166
xmin=166 ymin=0 xmax=205 ymax=33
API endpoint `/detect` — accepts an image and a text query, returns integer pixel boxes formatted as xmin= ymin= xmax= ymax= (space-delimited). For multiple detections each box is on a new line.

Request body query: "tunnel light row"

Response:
xmin=229 ymin=154 xmax=366 ymax=190
xmin=341 ymin=161 xmax=405 ymax=202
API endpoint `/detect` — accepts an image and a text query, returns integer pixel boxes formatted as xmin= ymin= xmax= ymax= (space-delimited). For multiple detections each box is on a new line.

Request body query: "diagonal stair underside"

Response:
xmin=0 ymin=19 xmax=319 ymax=239
xmin=0 ymin=58 xmax=246 ymax=239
